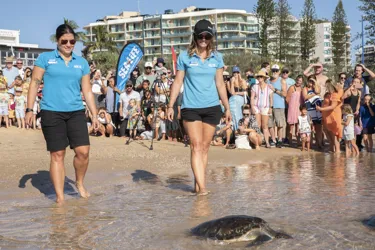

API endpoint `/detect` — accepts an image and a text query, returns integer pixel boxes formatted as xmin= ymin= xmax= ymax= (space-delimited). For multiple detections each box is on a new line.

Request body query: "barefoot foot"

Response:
xmin=76 ymin=182 xmax=90 ymax=198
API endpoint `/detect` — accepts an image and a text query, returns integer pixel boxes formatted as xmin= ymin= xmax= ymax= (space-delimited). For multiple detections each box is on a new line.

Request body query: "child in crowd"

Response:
xmin=15 ymin=87 xmax=26 ymax=129
xmin=212 ymin=113 xmax=233 ymax=147
xmin=297 ymin=104 xmax=312 ymax=152
xmin=97 ymin=108 xmax=114 ymax=137
xmin=237 ymin=105 xmax=262 ymax=150
xmin=127 ymin=99 xmax=140 ymax=140
xmin=342 ymin=104 xmax=359 ymax=156
xmin=157 ymin=104 xmax=166 ymax=140
xmin=8 ymin=93 xmax=15 ymax=127
xmin=0 ymin=83 xmax=10 ymax=128
xmin=359 ymin=94 xmax=375 ymax=153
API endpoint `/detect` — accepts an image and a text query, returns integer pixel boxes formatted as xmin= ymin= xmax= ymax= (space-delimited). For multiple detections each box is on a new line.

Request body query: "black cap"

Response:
xmin=194 ymin=19 xmax=214 ymax=36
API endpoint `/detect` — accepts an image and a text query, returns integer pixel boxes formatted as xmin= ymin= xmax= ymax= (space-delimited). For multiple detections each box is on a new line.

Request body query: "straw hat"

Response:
xmin=5 ymin=57 xmax=14 ymax=63
xmin=255 ymin=70 xmax=270 ymax=79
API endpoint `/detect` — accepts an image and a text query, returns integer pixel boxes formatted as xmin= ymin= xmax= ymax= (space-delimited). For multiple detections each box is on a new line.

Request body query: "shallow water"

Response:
xmin=1 ymin=154 xmax=375 ymax=249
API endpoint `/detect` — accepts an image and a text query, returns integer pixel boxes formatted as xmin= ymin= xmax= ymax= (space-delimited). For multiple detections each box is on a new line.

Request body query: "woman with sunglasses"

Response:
xmin=338 ymin=72 xmax=347 ymax=89
xmin=25 ymin=24 xmax=100 ymax=203
xmin=167 ymin=19 xmax=231 ymax=196
xmin=250 ymin=70 xmax=273 ymax=148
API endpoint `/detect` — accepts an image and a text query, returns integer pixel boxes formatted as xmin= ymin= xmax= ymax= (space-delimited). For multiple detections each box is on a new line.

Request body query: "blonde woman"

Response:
xmin=167 ymin=19 xmax=231 ymax=196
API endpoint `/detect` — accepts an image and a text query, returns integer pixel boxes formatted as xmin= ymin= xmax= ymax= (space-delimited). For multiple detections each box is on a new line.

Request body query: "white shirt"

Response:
xmin=92 ymin=80 xmax=103 ymax=94
xmin=118 ymin=91 xmax=141 ymax=118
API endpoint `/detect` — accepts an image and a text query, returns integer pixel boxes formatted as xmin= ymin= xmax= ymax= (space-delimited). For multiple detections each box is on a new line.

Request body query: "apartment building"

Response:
xmin=0 ymin=29 xmax=52 ymax=68
xmin=312 ymin=22 xmax=351 ymax=68
xmin=83 ymin=6 xmax=260 ymax=62
xmin=355 ymin=45 xmax=375 ymax=65
xmin=267 ymin=15 xmax=302 ymax=62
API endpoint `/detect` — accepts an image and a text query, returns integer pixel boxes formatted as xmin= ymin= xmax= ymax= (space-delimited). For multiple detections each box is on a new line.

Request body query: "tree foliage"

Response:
xmin=359 ymin=0 xmax=375 ymax=45
xmin=254 ymin=0 xmax=275 ymax=59
xmin=83 ymin=26 xmax=118 ymax=57
xmin=91 ymin=52 xmax=119 ymax=73
xmin=331 ymin=0 xmax=349 ymax=74
xmin=50 ymin=18 xmax=87 ymax=43
xmin=300 ymin=0 xmax=317 ymax=61
xmin=271 ymin=0 xmax=297 ymax=62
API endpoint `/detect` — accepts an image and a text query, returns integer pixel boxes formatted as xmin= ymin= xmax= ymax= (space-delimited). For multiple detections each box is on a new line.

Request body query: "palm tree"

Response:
xmin=82 ymin=25 xmax=118 ymax=57
xmin=50 ymin=18 xmax=87 ymax=43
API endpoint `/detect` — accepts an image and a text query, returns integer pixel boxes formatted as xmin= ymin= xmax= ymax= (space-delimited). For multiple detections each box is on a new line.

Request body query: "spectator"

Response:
xmin=251 ymin=70 xmax=273 ymax=148
xmin=338 ymin=72 xmax=347 ymax=89
xmin=91 ymin=70 xmax=106 ymax=108
xmin=238 ymin=105 xmax=262 ymax=150
xmin=228 ymin=66 xmax=248 ymax=131
xmin=95 ymin=107 xmax=114 ymax=137
xmin=14 ymin=87 xmax=26 ymax=129
xmin=344 ymin=64 xmax=374 ymax=99
xmin=342 ymin=78 xmax=361 ymax=116
xmin=281 ymin=67 xmax=295 ymax=90
xmin=341 ymin=104 xmax=359 ymax=156
xmin=302 ymin=76 xmax=323 ymax=149
xmin=297 ymin=104 xmax=312 ymax=152
xmin=155 ymin=70 xmax=171 ymax=104
xmin=268 ymin=64 xmax=287 ymax=148
xmin=245 ymin=68 xmax=256 ymax=87
xmin=118 ymin=81 xmax=141 ymax=138
xmin=130 ymin=66 xmax=140 ymax=86
xmin=8 ymin=93 xmax=15 ymax=127
xmin=101 ymin=75 xmax=121 ymax=136
xmin=286 ymin=75 xmax=304 ymax=146
xmin=155 ymin=58 xmax=167 ymax=76
xmin=23 ymin=67 xmax=32 ymax=83
xmin=139 ymin=79 xmax=150 ymax=98
xmin=2 ymin=57 xmax=19 ymax=95
xmin=135 ymin=62 xmax=156 ymax=91
xmin=303 ymin=63 xmax=328 ymax=98
xmin=127 ymin=98 xmax=141 ymax=140
xmin=16 ymin=59 xmax=25 ymax=79
xmin=260 ymin=62 xmax=270 ymax=76
xmin=212 ymin=113 xmax=233 ymax=147
xmin=0 ymin=83 xmax=10 ymax=128
xmin=316 ymin=79 xmax=343 ymax=153
xmin=359 ymin=94 xmax=375 ymax=153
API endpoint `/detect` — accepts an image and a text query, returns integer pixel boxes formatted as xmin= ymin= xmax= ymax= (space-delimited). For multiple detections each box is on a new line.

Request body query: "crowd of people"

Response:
xmin=1 ymin=56 xmax=375 ymax=157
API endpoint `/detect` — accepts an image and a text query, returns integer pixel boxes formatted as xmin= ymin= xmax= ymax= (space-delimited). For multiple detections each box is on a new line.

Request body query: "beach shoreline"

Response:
xmin=0 ymin=128 xmax=314 ymax=202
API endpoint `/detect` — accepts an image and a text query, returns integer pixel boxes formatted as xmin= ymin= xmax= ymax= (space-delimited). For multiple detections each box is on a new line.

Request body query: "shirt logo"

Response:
xmin=74 ymin=65 xmax=82 ymax=69
xmin=48 ymin=59 xmax=58 ymax=64
xmin=208 ymin=63 xmax=217 ymax=68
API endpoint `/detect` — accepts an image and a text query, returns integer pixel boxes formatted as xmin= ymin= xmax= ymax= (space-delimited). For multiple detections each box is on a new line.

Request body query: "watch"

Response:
xmin=25 ymin=108 xmax=34 ymax=113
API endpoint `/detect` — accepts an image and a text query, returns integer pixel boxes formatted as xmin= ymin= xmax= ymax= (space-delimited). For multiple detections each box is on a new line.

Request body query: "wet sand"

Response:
xmin=0 ymin=127 xmax=303 ymax=201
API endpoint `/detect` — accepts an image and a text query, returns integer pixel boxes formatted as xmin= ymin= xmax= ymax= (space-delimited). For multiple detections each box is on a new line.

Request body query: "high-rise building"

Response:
xmin=355 ymin=45 xmax=375 ymax=65
xmin=0 ymin=29 xmax=53 ymax=68
xmin=312 ymin=22 xmax=351 ymax=69
xmin=267 ymin=15 xmax=301 ymax=62
xmin=83 ymin=6 xmax=260 ymax=62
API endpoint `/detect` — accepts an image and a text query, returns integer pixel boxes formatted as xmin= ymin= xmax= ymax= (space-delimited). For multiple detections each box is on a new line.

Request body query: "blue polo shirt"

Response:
xmin=35 ymin=49 xmax=90 ymax=112
xmin=177 ymin=50 xmax=224 ymax=109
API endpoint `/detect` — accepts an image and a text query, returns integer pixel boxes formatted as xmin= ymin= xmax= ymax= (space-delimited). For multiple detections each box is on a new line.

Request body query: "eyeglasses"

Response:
xmin=16 ymin=62 xmax=23 ymax=65
xmin=243 ymin=113 xmax=250 ymax=117
xmin=197 ymin=33 xmax=213 ymax=40
xmin=60 ymin=39 xmax=76 ymax=45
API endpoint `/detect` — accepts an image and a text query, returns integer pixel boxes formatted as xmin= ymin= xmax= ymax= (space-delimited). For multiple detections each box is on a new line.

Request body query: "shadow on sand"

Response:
xmin=18 ymin=170 xmax=78 ymax=200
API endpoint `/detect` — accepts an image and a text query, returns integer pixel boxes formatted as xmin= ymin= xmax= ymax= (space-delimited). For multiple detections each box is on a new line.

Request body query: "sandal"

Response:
xmin=225 ymin=144 xmax=236 ymax=149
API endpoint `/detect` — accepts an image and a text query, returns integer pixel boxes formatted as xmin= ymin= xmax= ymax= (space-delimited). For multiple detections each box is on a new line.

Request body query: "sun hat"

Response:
xmin=255 ymin=70 xmax=270 ymax=79
xmin=5 ymin=57 xmax=14 ymax=63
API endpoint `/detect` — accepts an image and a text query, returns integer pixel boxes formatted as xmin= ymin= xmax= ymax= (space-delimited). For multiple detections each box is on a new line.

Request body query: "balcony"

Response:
xmin=126 ymin=35 xmax=143 ymax=40
xmin=162 ymin=32 xmax=191 ymax=38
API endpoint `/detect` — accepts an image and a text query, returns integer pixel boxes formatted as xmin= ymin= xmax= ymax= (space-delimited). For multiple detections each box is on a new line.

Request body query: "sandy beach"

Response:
xmin=0 ymin=127 xmax=303 ymax=201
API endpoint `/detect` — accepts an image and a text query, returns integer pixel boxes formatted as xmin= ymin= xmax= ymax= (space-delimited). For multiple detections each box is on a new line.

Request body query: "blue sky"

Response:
xmin=2 ymin=0 xmax=363 ymax=60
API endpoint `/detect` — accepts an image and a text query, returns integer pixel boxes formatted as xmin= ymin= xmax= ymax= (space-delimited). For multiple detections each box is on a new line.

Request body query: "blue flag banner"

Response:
xmin=115 ymin=42 xmax=144 ymax=104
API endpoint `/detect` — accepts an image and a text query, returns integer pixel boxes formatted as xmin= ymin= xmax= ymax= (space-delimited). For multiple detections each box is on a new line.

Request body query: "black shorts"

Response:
xmin=312 ymin=120 xmax=322 ymax=125
xmin=41 ymin=109 xmax=90 ymax=152
xmin=181 ymin=105 xmax=222 ymax=125
xmin=363 ymin=127 xmax=375 ymax=135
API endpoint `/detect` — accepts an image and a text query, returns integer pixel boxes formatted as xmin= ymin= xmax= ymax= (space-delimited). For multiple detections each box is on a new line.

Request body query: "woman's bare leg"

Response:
xmin=261 ymin=115 xmax=270 ymax=147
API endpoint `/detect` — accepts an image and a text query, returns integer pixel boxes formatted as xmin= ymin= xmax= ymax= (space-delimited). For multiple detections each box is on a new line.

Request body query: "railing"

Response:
xmin=162 ymin=32 xmax=191 ymax=37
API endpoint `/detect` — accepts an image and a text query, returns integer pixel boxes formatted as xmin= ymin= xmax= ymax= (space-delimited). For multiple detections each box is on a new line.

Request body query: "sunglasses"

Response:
xmin=243 ymin=113 xmax=250 ymax=116
xmin=126 ymin=85 xmax=133 ymax=88
xmin=340 ymin=77 xmax=346 ymax=80
xmin=17 ymin=63 xmax=23 ymax=65
xmin=196 ymin=33 xmax=213 ymax=40
xmin=282 ymin=71 xmax=289 ymax=74
xmin=145 ymin=67 xmax=152 ymax=70
xmin=272 ymin=69 xmax=279 ymax=73
xmin=60 ymin=39 xmax=76 ymax=45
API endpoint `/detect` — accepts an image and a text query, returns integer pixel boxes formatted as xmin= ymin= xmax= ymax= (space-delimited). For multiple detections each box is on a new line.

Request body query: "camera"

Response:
xmin=223 ymin=75 xmax=231 ymax=81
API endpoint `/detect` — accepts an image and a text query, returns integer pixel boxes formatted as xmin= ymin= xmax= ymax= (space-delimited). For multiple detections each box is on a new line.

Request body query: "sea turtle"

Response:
xmin=191 ymin=215 xmax=292 ymax=243
xmin=363 ymin=216 xmax=375 ymax=229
